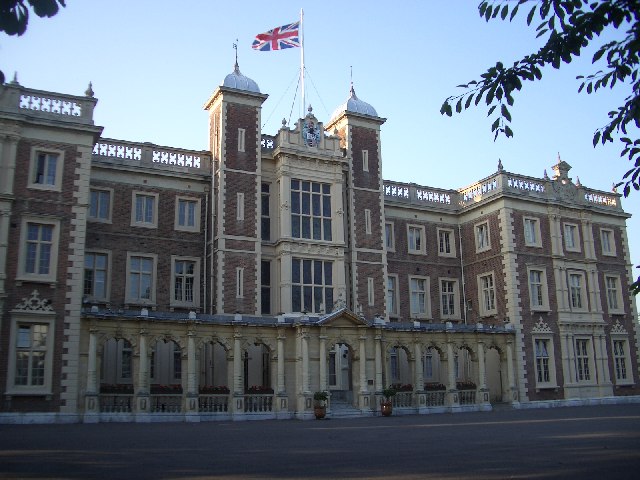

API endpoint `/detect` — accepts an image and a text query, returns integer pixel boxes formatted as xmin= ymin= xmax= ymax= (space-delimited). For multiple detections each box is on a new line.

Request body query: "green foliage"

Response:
xmin=313 ymin=391 xmax=328 ymax=402
xmin=0 ymin=0 xmax=66 ymax=83
xmin=442 ymin=0 xmax=640 ymax=294
xmin=382 ymin=387 xmax=397 ymax=400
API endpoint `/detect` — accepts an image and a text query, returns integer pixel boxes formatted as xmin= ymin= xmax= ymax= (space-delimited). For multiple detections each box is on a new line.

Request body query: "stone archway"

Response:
xmin=486 ymin=346 xmax=503 ymax=403
xmin=328 ymin=342 xmax=353 ymax=403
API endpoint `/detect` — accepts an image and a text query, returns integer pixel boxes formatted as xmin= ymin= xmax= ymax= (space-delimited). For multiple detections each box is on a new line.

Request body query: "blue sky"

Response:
xmin=3 ymin=0 xmax=638 ymax=303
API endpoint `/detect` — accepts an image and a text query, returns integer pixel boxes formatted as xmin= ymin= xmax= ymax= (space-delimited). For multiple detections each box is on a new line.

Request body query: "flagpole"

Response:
xmin=300 ymin=8 xmax=305 ymax=117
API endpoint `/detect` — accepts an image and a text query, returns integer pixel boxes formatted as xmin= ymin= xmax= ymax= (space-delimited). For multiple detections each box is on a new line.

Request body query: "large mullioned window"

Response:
xmin=292 ymin=258 xmax=333 ymax=313
xmin=291 ymin=179 xmax=332 ymax=241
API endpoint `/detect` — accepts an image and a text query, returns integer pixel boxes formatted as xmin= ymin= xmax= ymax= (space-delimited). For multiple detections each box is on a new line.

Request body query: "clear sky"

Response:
xmin=2 ymin=0 xmax=638 ymax=305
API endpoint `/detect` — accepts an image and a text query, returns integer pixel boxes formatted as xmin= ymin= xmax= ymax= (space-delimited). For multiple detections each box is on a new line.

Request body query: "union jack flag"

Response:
xmin=252 ymin=21 xmax=300 ymax=51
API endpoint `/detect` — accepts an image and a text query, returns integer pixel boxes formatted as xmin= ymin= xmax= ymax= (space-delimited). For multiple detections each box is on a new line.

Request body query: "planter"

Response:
xmin=381 ymin=401 xmax=393 ymax=417
xmin=314 ymin=405 xmax=326 ymax=419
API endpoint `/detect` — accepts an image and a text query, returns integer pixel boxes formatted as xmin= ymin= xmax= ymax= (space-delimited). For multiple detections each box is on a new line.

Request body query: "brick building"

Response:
xmin=0 ymin=65 xmax=638 ymax=423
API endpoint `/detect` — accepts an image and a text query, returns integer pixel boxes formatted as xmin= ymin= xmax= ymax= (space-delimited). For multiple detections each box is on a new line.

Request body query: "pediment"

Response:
xmin=317 ymin=308 xmax=368 ymax=327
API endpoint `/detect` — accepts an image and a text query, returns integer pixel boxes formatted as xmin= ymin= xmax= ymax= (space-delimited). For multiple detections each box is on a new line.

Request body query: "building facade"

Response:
xmin=0 ymin=66 xmax=638 ymax=423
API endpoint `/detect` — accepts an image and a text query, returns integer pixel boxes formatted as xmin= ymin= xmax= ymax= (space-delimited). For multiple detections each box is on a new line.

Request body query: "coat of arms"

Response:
xmin=302 ymin=119 xmax=321 ymax=147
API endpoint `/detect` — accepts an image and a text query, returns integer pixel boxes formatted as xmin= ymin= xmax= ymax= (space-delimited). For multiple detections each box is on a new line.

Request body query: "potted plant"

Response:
xmin=381 ymin=387 xmax=396 ymax=416
xmin=313 ymin=391 xmax=328 ymax=419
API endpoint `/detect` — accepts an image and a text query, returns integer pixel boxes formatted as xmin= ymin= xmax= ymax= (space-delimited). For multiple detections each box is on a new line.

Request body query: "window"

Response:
xmin=527 ymin=267 xmax=549 ymax=311
xmin=28 ymin=149 xmax=63 ymax=191
xmin=475 ymin=222 xmax=490 ymax=252
xmin=261 ymin=260 xmax=271 ymax=314
xmin=409 ymin=276 xmax=429 ymax=318
xmin=362 ymin=150 xmax=369 ymax=172
xmin=523 ymin=217 xmax=541 ymax=247
xmin=291 ymin=179 xmax=332 ymax=241
xmin=367 ymin=277 xmax=375 ymax=306
xmin=365 ymin=209 xmax=372 ymax=235
xmin=478 ymin=273 xmax=497 ymax=316
xmin=261 ymin=183 xmax=270 ymax=241
xmin=440 ymin=279 xmax=459 ymax=319
xmin=126 ymin=253 xmax=156 ymax=304
xmin=175 ymin=197 xmax=200 ymax=232
xmin=533 ymin=338 xmax=557 ymax=387
xmin=605 ymin=275 xmax=623 ymax=313
xmin=292 ymin=259 xmax=333 ymax=313
xmin=238 ymin=128 xmax=246 ymax=152
xmin=437 ymin=228 xmax=455 ymax=257
xmin=171 ymin=257 xmax=199 ymax=307
xmin=18 ymin=218 xmax=60 ymax=283
xmin=568 ymin=271 xmax=587 ymax=311
xmin=89 ymin=188 xmax=112 ymax=222
xmin=84 ymin=251 xmax=109 ymax=301
xmin=564 ymin=223 xmax=580 ymax=252
xmin=7 ymin=317 xmax=54 ymax=394
xmin=385 ymin=222 xmax=395 ymax=251
xmin=408 ymin=225 xmax=425 ymax=254
xmin=600 ymin=228 xmax=616 ymax=256
xmin=387 ymin=275 xmax=398 ymax=317
xmin=236 ymin=267 xmax=244 ymax=298
xmin=237 ymin=192 xmax=245 ymax=221
xmin=131 ymin=192 xmax=158 ymax=228
xmin=423 ymin=348 xmax=434 ymax=379
xmin=612 ymin=339 xmax=629 ymax=383
xmin=574 ymin=339 xmax=592 ymax=382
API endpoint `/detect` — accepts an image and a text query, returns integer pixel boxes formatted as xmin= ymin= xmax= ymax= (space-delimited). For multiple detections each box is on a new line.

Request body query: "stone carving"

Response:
xmin=13 ymin=290 xmax=53 ymax=312
xmin=531 ymin=317 xmax=552 ymax=334
xmin=610 ymin=320 xmax=627 ymax=335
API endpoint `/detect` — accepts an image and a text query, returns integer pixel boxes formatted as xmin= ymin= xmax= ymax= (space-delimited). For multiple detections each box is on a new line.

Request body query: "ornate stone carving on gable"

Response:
xmin=12 ymin=290 xmax=54 ymax=313
xmin=610 ymin=320 xmax=628 ymax=335
xmin=531 ymin=317 xmax=552 ymax=334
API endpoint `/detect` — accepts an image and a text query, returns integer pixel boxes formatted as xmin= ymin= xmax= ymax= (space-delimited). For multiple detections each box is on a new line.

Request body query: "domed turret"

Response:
xmin=330 ymin=84 xmax=378 ymax=122
xmin=222 ymin=61 xmax=260 ymax=93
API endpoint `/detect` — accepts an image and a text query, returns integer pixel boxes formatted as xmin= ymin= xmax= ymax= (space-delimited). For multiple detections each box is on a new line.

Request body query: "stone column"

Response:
xmin=319 ymin=335 xmax=327 ymax=392
xmin=414 ymin=342 xmax=423 ymax=390
xmin=302 ymin=329 xmax=310 ymax=394
xmin=277 ymin=332 xmax=286 ymax=394
xmin=506 ymin=341 xmax=517 ymax=404
xmin=186 ymin=332 xmax=199 ymax=417
xmin=233 ymin=333 xmax=243 ymax=395
xmin=84 ymin=329 xmax=99 ymax=419
xmin=359 ymin=335 xmax=367 ymax=393
xmin=374 ymin=333 xmax=382 ymax=392
xmin=477 ymin=341 xmax=487 ymax=390
xmin=136 ymin=330 xmax=150 ymax=416
xmin=446 ymin=341 xmax=459 ymax=407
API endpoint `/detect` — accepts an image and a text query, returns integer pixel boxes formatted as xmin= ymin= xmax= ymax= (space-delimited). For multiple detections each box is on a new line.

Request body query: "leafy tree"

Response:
xmin=0 ymin=0 xmax=66 ymax=83
xmin=441 ymin=0 xmax=639 ymax=295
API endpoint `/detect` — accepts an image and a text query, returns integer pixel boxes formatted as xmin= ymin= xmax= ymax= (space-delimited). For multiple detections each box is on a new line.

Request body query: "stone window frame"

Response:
xmin=474 ymin=221 xmax=491 ymax=253
xmin=574 ymin=337 xmax=595 ymax=383
xmin=236 ymin=267 xmax=244 ymax=298
xmin=385 ymin=222 xmax=395 ymax=252
xmin=364 ymin=209 xmax=372 ymax=235
xmin=125 ymin=252 xmax=157 ymax=306
xmin=527 ymin=265 xmax=550 ymax=312
xmin=604 ymin=273 xmax=624 ymax=314
xmin=600 ymin=228 xmax=616 ymax=257
xmin=563 ymin=222 xmax=581 ymax=252
xmin=6 ymin=314 xmax=55 ymax=396
xmin=362 ymin=150 xmax=369 ymax=172
xmin=16 ymin=216 xmax=61 ymax=284
xmin=439 ymin=277 xmax=460 ymax=320
xmin=477 ymin=271 xmax=497 ymax=317
xmin=386 ymin=274 xmax=399 ymax=318
xmin=523 ymin=216 xmax=542 ymax=248
xmin=130 ymin=191 xmax=159 ymax=229
xmin=437 ymin=227 xmax=456 ymax=258
xmin=367 ymin=277 xmax=375 ymax=306
xmin=174 ymin=196 xmax=201 ymax=233
xmin=27 ymin=147 xmax=64 ymax=192
xmin=567 ymin=270 xmax=588 ymax=312
xmin=409 ymin=275 xmax=431 ymax=319
xmin=610 ymin=336 xmax=633 ymax=385
xmin=238 ymin=128 xmax=246 ymax=152
xmin=532 ymin=335 xmax=558 ymax=389
xmin=88 ymin=187 xmax=113 ymax=223
xmin=407 ymin=224 xmax=426 ymax=255
xmin=236 ymin=192 xmax=245 ymax=221
xmin=170 ymin=255 xmax=200 ymax=308
xmin=83 ymin=249 xmax=111 ymax=303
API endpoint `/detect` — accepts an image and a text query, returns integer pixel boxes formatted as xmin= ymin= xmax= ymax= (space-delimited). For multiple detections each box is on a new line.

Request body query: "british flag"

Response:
xmin=252 ymin=21 xmax=300 ymax=51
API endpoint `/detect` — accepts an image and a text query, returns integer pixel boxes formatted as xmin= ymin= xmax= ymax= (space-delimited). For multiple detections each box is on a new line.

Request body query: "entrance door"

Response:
xmin=328 ymin=343 xmax=352 ymax=403
xmin=486 ymin=348 xmax=503 ymax=403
